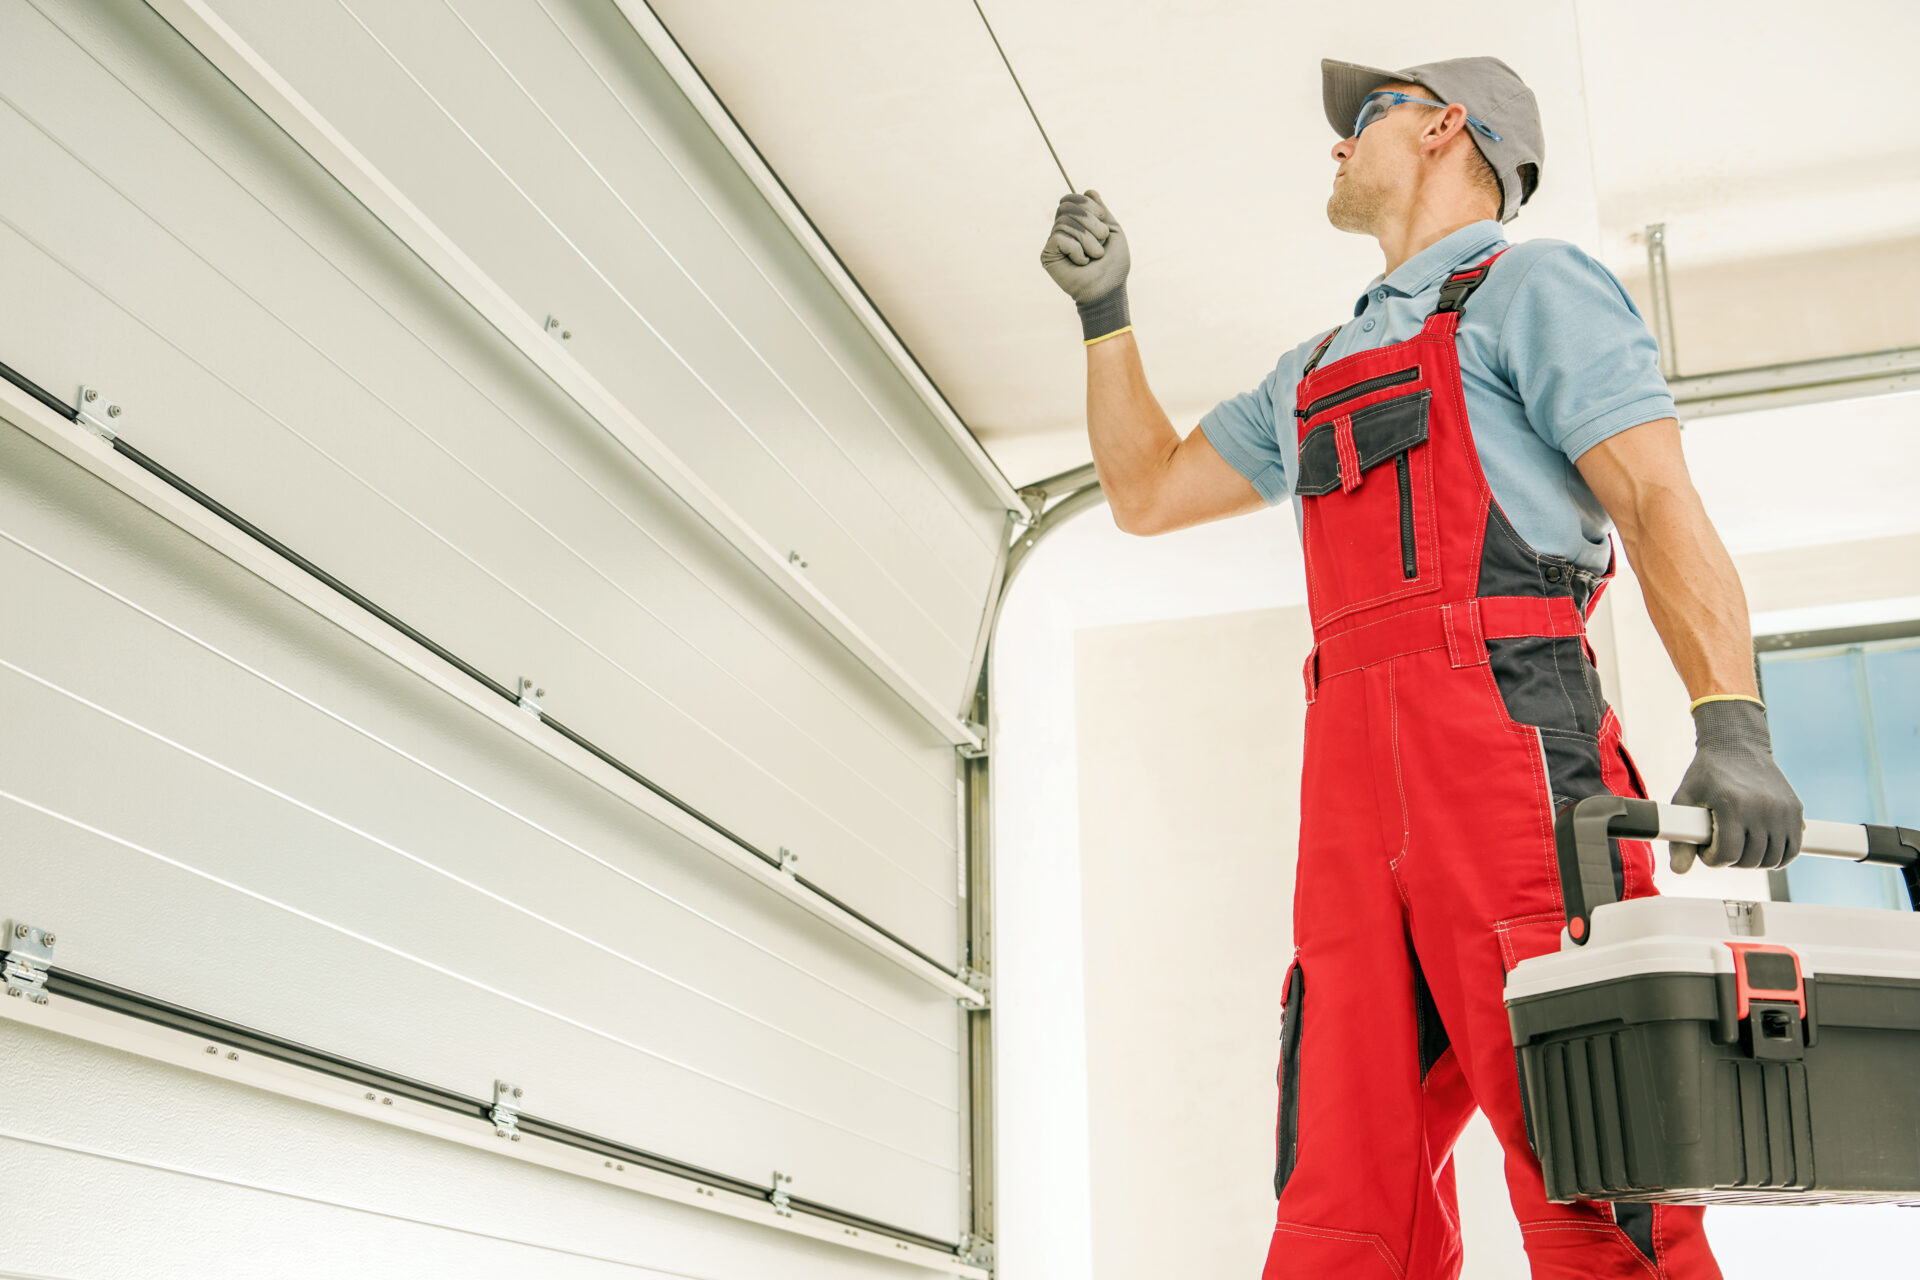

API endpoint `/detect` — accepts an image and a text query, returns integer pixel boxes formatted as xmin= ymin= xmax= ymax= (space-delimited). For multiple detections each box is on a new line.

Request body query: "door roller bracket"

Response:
xmin=768 ymin=1169 xmax=794 ymax=1216
xmin=2 ymin=921 xmax=54 ymax=1005
xmin=491 ymin=1079 xmax=523 ymax=1141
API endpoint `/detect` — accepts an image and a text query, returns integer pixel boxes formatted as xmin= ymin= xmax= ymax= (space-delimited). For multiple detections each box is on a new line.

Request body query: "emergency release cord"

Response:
xmin=970 ymin=0 xmax=1074 ymax=192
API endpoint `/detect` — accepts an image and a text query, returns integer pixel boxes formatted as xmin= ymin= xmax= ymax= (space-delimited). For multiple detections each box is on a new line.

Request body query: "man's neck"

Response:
xmin=1373 ymin=206 xmax=1495 ymax=277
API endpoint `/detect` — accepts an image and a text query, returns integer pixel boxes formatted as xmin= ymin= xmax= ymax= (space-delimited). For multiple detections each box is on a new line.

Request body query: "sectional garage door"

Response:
xmin=0 ymin=1 xmax=1013 ymax=1274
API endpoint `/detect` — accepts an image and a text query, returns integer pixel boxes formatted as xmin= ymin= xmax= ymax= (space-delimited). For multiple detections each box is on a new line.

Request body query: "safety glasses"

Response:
xmin=1351 ymin=91 xmax=1503 ymax=143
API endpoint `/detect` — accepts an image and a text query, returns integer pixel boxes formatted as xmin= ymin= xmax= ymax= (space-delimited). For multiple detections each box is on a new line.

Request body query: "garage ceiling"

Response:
xmin=646 ymin=0 xmax=1919 ymax=486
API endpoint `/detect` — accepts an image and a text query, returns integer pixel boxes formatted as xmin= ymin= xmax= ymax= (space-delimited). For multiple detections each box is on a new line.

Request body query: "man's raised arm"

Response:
xmin=1041 ymin=191 xmax=1268 ymax=535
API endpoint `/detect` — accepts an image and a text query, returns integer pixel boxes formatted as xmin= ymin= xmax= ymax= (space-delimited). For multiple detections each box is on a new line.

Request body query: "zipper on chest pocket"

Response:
xmin=1396 ymin=452 xmax=1416 ymax=579
xmin=1296 ymin=366 xmax=1421 ymax=422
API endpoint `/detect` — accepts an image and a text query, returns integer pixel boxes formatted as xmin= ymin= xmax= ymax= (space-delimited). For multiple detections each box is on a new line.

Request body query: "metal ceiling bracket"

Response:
xmin=1645 ymin=223 xmax=1679 ymax=379
xmin=769 ymin=1169 xmax=794 ymax=1217
xmin=543 ymin=315 xmax=572 ymax=342
xmin=2 ymin=921 xmax=55 ymax=1005
xmin=491 ymin=1079 xmax=523 ymax=1141
xmin=956 ymin=720 xmax=988 ymax=760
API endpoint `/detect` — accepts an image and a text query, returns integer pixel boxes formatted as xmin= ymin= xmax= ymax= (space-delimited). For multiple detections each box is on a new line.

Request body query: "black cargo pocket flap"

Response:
xmin=1295 ymin=391 xmax=1431 ymax=497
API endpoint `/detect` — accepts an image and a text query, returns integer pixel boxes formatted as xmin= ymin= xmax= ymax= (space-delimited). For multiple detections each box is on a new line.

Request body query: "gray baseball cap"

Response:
xmin=1322 ymin=56 xmax=1544 ymax=223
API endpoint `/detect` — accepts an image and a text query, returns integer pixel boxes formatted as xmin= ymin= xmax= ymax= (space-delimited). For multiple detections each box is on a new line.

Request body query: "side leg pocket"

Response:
xmin=1274 ymin=957 xmax=1307 ymax=1200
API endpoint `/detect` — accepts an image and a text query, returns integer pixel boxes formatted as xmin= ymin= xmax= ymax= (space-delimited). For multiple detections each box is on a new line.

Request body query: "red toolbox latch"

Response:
xmin=1724 ymin=941 xmax=1808 ymax=1061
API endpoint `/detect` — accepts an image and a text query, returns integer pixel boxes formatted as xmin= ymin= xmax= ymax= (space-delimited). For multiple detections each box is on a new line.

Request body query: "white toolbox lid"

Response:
xmin=1504 ymin=896 xmax=1920 ymax=1005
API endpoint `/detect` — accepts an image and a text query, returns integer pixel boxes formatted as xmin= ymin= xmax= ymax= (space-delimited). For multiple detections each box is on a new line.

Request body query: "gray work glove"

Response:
xmin=1669 ymin=698 xmax=1805 ymax=872
xmin=1040 ymin=189 xmax=1131 ymax=342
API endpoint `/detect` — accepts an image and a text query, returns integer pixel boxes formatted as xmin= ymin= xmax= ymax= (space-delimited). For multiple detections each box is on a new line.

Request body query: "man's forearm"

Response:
xmin=1086 ymin=332 xmax=1180 ymax=530
xmin=1618 ymin=484 xmax=1759 ymax=701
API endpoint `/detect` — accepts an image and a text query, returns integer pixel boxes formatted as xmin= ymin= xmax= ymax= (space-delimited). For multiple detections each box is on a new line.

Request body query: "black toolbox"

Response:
xmin=1505 ymin=796 xmax=1920 ymax=1205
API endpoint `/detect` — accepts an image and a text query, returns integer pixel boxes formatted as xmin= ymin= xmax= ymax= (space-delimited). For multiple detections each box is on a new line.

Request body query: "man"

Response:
xmin=1039 ymin=55 xmax=1804 ymax=1280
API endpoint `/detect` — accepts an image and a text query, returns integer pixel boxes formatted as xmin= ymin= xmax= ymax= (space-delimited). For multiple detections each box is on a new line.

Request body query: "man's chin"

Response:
xmin=1325 ymin=196 xmax=1372 ymax=234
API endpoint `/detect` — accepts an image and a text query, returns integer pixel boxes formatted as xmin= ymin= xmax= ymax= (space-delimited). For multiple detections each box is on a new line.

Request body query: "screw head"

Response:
xmin=29 ymin=993 xmax=46 ymax=1005
xmin=510 ymin=1133 xmax=521 ymax=1142
xmin=6 ymin=987 xmax=20 ymax=998
xmin=382 ymin=1097 xmax=392 ymax=1105
xmin=107 ymin=404 xmax=121 ymax=417
xmin=40 ymin=933 xmax=53 ymax=946
xmin=227 ymin=1052 xmax=239 ymax=1061
xmin=366 ymin=1092 xmax=377 ymax=1101
xmin=206 ymin=1045 xmax=218 ymax=1054
xmin=534 ymin=689 xmax=544 ymax=698
xmin=512 ymin=1086 xmax=523 ymax=1098
xmin=560 ymin=330 xmax=571 ymax=340
xmin=13 ymin=924 xmax=26 ymax=940
xmin=84 ymin=388 xmax=98 ymax=402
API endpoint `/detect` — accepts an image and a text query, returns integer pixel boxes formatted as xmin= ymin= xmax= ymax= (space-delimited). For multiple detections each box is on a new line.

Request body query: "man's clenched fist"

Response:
xmin=1041 ymin=189 xmax=1131 ymax=342
xmin=1669 ymin=697 xmax=1805 ymax=872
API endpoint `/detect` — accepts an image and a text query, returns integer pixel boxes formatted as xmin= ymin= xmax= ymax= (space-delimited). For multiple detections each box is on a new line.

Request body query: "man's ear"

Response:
xmin=1420 ymin=103 xmax=1469 ymax=156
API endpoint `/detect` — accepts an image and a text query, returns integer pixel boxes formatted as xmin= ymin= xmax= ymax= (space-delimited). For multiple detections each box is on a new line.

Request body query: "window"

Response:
xmin=1756 ymin=621 xmax=1920 ymax=910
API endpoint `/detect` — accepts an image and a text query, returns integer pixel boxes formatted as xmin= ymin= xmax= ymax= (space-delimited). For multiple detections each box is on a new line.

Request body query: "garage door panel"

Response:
xmin=0 ymin=425 xmax=961 ymax=1048
xmin=0 ymin=125 xmax=958 ymax=942
xmin=0 ymin=0 xmax=993 ymax=1255
xmin=459 ymin=0 xmax=1004 ymax=593
xmin=0 ymin=555 xmax=961 ymax=1097
xmin=0 ymin=806 xmax=961 ymax=1241
xmin=356 ymin=0 xmax=996 ymax=621
xmin=201 ymin=0 xmax=997 ymax=707
xmin=0 ymin=0 xmax=967 ymax=957
xmin=0 ymin=678 xmax=960 ymax=1169
xmin=0 ymin=1020 xmax=945 ymax=1280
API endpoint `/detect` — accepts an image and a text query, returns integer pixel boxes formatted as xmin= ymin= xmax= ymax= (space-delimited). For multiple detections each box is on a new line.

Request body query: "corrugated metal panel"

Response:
xmin=0 ymin=0 xmax=1000 ymax=1249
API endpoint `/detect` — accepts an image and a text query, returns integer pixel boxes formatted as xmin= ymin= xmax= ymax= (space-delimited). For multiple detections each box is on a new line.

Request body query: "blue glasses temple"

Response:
xmin=1353 ymin=91 xmax=1503 ymax=144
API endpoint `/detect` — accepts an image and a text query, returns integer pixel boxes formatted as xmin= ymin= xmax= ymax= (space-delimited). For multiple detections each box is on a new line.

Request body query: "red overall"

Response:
xmin=1262 ymin=253 xmax=1721 ymax=1280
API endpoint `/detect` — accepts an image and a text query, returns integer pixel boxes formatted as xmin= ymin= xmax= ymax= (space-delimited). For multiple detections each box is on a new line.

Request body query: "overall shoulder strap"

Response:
xmin=1299 ymin=327 xmax=1341 ymax=377
xmin=1431 ymin=246 xmax=1512 ymax=316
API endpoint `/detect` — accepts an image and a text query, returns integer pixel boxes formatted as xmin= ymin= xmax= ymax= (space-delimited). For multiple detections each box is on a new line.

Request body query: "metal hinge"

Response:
xmin=76 ymin=386 xmax=121 ymax=443
xmin=957 ymin=1232 xmax=996 ymax=1270
xmin=491 ymin=1079 xmax=523 ymax=1141
xmin=2 ymin=921 xmax=54 ymax=1005
xmin=958 ymin=966 xmax=991 ymax=1010
xmin=768 ymin=1169 xmax=794 ymax=1216
xmin=516 ymin=678 xmax=545 ymax=718
xmin=956 ymin=720 xmax=988 ymax=760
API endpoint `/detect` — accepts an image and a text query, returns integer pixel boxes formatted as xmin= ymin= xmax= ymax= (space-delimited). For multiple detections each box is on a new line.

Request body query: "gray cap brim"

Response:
xmin=1322 ymin=58 xmax=1413 ymax=139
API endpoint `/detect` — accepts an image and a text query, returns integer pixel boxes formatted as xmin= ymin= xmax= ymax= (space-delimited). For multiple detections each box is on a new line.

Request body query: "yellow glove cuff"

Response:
xmin=1689 ymin=693 xmax=1766 ymax=712
xmin=1083 ymin=325 xmax=1133 ymax=347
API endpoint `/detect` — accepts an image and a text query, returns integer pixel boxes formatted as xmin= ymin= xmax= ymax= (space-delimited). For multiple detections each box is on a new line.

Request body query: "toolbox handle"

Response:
xmin=1553 ymin=797 xmax=1920 ymax=946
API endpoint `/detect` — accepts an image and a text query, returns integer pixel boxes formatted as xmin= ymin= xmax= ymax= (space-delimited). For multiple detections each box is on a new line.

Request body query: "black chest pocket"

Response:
xmin=1296 ymin=389 xmax=1437 ymax=619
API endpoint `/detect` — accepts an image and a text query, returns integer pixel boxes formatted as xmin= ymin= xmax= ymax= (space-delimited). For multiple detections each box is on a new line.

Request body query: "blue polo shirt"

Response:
xmin=1199 ymin=221 xmax=1673 ymax=574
